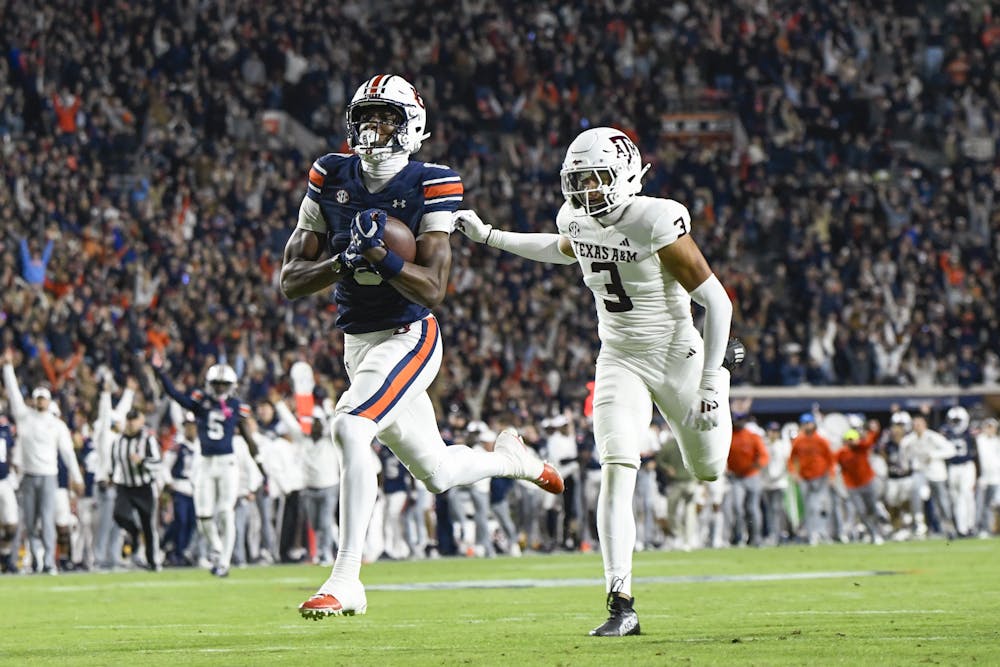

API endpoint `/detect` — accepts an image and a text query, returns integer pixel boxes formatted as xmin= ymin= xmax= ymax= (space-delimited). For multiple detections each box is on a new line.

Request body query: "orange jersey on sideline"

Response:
xmin=837 ymin=441 xmax=877 ymax=489
xmin=728 ymin=428 xmax=770 ymax=478
xmin=788 ymin=432 xmax=834 ymax=481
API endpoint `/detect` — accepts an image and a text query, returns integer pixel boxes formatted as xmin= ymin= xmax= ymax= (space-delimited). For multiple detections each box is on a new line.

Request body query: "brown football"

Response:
xmin=384 ymin=215 xmax=417 ymax=262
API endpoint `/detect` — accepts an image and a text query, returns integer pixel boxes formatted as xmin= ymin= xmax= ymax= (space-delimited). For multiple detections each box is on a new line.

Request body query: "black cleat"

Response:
xmin=589 ymin=593 xmax=641 ymax=637
xmin=722 ymin=338 xmax=745 ymax=372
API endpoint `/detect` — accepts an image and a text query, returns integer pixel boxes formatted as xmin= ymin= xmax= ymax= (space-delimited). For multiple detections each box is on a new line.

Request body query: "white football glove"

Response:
xmin=683 ymin=368 xmax=729 ymax=432
xmin=453 ymin=210 xmax=493 ymax=245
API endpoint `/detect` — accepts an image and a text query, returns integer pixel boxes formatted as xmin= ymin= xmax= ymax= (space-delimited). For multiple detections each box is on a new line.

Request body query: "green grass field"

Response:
xmin=5 ymin=539 xmax=1000 ymax=666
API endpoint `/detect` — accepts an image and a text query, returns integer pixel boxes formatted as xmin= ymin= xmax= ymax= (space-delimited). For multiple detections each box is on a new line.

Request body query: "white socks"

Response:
xmin=597 ymin=463 xmax=638 ymax=597
xmin=218 ymin=508 xmax=235 ymax=569
xmin=422 ymin=444 xmax=519 ymax=494
xmin=327 ymin=414 xmax=379 ymax=589
xmin=198 ymin=517 xmax=222 ymax=562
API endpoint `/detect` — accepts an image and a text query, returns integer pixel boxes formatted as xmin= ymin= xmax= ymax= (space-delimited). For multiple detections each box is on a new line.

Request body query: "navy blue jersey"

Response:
xmin=490 ymin=477 xmax=514 ymax=505
xmin=378 ymin=445 xmax=411 ymax=494
xmin=944 ymin=429 xmax=978 ymax=466
xmin=305 ymin=153 xmax=463 ymax=333
xmin=879 ymin=436 xmax=911 ymax=478
xmin=78 ymin=439 xmax=97 ymax=497
xmin=0 ymin=418 xmax=13 ymax=481
xmin=156 ymin=369 xmax=250 ymax=456
xmin=171 ymin=440 xmax=197 ymax=485
xmin=58 ymin=455 xmax=68 ymax=489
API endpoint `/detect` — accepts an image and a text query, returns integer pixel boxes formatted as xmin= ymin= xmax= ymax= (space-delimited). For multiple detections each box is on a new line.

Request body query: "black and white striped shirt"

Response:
xmin=110 ymin=429 xmax=161 ymax=488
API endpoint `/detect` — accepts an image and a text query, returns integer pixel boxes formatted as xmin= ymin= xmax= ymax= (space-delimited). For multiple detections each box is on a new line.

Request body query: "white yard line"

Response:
xmin=50 ymin=569 xmax=896 ymax=594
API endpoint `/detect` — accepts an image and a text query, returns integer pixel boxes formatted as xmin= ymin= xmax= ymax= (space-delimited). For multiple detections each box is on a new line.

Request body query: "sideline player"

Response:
xmin=454 ymin=127 xmax=743 ymax=636
xmin=280 ymin=74 xmax=563 ymax=619
xmin=150 ymin=352 xmax=258 ymax=577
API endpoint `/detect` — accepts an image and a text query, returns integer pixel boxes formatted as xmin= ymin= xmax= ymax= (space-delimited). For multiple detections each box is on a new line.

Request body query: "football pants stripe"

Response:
xmin=351 ymin=317 xmax=438 ymax=422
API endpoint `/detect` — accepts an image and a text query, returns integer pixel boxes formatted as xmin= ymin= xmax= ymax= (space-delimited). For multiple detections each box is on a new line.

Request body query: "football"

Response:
xmin=383 ymin=216 xmax=417 ymax=262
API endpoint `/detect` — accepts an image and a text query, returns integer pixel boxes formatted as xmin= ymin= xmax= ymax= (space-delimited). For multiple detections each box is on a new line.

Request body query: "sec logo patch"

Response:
xmin=336 ymin=189 xmax=350 ymax=204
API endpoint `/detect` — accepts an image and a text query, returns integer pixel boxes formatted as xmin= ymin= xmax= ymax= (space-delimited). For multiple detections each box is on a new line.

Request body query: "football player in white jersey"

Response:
xmin=281 ymin=74 xmax=564 ymax=619
xmin=455 ymin=127 xmax=744 ymax=637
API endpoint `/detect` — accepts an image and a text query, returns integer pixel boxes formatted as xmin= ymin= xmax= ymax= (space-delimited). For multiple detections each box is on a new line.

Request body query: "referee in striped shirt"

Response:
xmin=110 ymin=409 xmax=161 ymax=571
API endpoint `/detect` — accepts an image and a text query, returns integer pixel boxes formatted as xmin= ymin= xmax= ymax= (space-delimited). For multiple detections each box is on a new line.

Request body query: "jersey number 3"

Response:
xmin=592 ymin=262 xmax=634 ymax=313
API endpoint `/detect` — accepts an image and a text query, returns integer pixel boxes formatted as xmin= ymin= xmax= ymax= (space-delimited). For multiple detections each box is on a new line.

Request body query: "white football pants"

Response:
xmin=194 ymin=454 xmax=238 ymax=569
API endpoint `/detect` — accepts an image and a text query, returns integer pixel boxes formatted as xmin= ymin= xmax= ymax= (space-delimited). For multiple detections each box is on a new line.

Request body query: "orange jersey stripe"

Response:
xmin=309 ymin=168 xmax=325 ymax=186
xmin=423 ymin=183 xmax=463 ymax=198
xmin=357 ymin=318 xmax=438 ymax=420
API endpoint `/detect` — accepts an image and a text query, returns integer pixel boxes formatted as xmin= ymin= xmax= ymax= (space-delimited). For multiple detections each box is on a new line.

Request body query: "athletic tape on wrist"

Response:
xmin=373 ymin=249 xmax=405 ymax=279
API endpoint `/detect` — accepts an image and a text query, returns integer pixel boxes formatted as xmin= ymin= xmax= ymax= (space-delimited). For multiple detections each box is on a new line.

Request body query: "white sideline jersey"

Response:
xmin=556 ymin=196 xmax=693 ymax=351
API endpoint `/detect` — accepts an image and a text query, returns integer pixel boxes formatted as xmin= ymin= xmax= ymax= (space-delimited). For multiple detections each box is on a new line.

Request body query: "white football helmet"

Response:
xmin=347 ymin=74 xmax=429 ymax=160
xmin=206 ymin=363 xmax=238 ymax=399
xmin=560 ymin=127 xmax=650 ymax=217
xmin=946 ymin=406 xmax=970 ymax=434
xmin=890 ymin=410 xmax=913 ymax=433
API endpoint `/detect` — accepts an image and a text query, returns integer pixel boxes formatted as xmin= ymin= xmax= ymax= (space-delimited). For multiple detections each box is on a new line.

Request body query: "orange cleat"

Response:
xmin=298 ymin=582 xmax=367 ymax=620
xmin=495 ymin=427 xmax=565 ymax=495
xmin=534 ymin=462 xmax=565 ymax=495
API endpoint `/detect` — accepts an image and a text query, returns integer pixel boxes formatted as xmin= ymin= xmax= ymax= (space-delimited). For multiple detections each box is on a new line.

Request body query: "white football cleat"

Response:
xmin=495 ymin=427 xmax=564 ymax=495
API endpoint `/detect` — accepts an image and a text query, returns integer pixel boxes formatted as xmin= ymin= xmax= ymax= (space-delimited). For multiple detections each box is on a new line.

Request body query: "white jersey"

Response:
xmin=977 ymin=433 xmax=1000 ymax=485
xmin=556 ymin=196 xmax=693 ymax=351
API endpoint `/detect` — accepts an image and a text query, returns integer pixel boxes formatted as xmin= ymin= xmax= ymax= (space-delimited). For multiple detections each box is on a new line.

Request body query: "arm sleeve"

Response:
xmin=486 ymin=230 xmax=577 ymax=265
xmin=273 ymin=400 xmax=304 ymax=439
xmin=112 ymin=388 xmax=135 ymax=424
xmin=154 ymin=369 xmax=196 ymax=411
xmin=97 ymin=390 xmax=112 ymax=426
xmin=417 ymin=210 xmax=453 ymax=236
xmin=2 ymin=364 xmax=27 ymax=420
xmin=41 ymin=240 xmax=54 ymax=266
xmin=58 ymin=424 xmax=84 ymax=486
xmin=688 ymin=274 xmax=733 ymax=371
xmin=295 ymin=196 xmax=328 ymax=233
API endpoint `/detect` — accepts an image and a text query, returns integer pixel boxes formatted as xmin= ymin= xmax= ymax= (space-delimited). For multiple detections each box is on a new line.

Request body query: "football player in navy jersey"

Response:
xmin=282 ymin=74 xmax=564 ymax=620
xmin=943 ymin=407 xmax=979 ymax=536
xmin=0 ymin=413 xmax=17 ymax=573
xmin=150 ymin=352 xmax=259 ymax=577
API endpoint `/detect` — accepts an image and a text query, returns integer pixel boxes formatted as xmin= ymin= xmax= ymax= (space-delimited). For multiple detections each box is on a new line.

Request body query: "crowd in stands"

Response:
xmin=1 ymin=1 xmax=999 ymax=570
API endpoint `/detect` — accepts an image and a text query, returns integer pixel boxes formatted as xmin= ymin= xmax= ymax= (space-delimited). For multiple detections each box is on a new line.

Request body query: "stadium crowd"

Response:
xmin=1 ymin=0 xmax=999 ymax=571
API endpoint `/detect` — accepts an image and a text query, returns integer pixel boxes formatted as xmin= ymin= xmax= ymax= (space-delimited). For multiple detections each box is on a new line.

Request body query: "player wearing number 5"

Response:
xmin=455 ymin=127 xmax=744 ymax=637
xmin=150 ymin=351 xmax=258 ymax=577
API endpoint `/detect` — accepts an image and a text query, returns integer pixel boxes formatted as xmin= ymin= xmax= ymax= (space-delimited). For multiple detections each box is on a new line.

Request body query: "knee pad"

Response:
xmin=333 ymin=413 xmax=378 ymax=457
